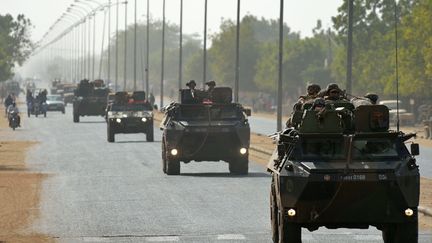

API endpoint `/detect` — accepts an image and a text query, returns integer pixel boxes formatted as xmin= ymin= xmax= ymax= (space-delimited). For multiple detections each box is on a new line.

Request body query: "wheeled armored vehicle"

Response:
xmin=268 ymin=101 xmax=420 ymax=243
xmin=73 ymin=79 xmax=109 ymax=123
xmin=106 ymin=91 xmax=154 ymax=142
xmin=160 ymin=87 xmax=251 ymax=175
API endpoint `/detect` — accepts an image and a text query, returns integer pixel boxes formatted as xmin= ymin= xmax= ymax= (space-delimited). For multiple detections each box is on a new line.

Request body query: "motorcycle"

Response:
xmin=8 ymin=110 xmax=20 ymax=130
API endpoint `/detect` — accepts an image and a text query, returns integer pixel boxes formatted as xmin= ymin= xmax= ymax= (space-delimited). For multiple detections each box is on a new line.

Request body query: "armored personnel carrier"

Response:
xmin=268 ymin=101 xmax=420 ymax=243
xmin=160 ymin=87 xmax=251 ymax=175
xmin=73 ymin=79 xmax=109 ymax=122
xmin=106 ymin=91 xmax=154 ymax=142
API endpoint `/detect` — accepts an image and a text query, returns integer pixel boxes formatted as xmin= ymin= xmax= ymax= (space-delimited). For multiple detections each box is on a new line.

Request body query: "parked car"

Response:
xmin=46 ymin=95 xmax=65 ymax=114
xmin=379 ymin=100 xmax=415 ymax=125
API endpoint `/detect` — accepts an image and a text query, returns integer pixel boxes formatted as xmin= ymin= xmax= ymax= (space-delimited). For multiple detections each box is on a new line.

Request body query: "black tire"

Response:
xmin=270 ymin=177 xmax=279 ymax=243
xmin=44 ymin=111 xmax=47 ymax=117
xmin=162 ymin=140 xmax=167 ymax=174
xmin=146 ymin=125 xmax=154 ymax=142
xmin=166 ymin=158 xmax=180 ymax=175
xmin=62 ymin=109 xmax=65 ymax=114
xmin=73 ymin=112 xmax=79 ymax=123
xmin=382 ymin=220 xmax=418 ymax=243
xmin=107 ymin=126 xmax=115 ymax=143
xmin=229 ymin=157 xmax=249 ymax=175
xmin=278 ymin=209 xmax=301 ymax=243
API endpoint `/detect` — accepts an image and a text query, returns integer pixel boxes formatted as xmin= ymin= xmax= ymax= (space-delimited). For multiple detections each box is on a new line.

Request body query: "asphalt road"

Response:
xmin=12 ymin=105 xmax=432 ymax=243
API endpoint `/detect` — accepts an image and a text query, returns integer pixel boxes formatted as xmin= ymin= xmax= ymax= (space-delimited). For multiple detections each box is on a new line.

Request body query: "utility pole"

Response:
xmin=346 ymin=0 xmax=354 ymax=95
xmin=108 ymin=0 xmax=111 ymax=83
xmin=92 ymin=13 xmax=96 ymax=80
xmin=235 ymin=0 xmax=240 ymax=103
xmin=115 ymin=0 xmax=119 ymax=91
xmin=124 ymin=0 xmax=128 ymax=91
xmin=145 ymin=0 xmax=150 ymax=97
xmin=178 ymin=0 xmax=183 ymax=100
xmin=277 ymin=0 xmax=284 ymax=131
xmin=133 ymin=0 xmax=137 ymax=91
xmin=203 ymin=0 xmax=208 ymax=85
xmin=160 ymin=0 xmax=165 ymax=108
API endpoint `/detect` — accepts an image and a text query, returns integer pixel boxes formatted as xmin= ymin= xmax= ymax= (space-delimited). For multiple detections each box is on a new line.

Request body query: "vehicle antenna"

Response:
xmin=394 ymin=0 xmax=400 ymax=132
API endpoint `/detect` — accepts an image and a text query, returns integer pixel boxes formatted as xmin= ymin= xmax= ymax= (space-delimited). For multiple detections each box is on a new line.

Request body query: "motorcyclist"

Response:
xmin=7 ymin=102 xmax=20 ymax=127
xmin=4 ymin=93 xmax=14 ymax=116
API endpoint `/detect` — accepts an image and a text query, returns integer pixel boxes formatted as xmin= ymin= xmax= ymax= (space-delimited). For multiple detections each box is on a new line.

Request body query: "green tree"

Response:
xmin=0 ymin=14 xmax=33 ymax=81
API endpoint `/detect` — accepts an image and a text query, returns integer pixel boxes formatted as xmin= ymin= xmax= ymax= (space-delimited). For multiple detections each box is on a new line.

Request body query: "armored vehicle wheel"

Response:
xmin=270 ymin=177 xmax=279 ymax=243
xmin=44 ymin=111 xmax=47 ymax=117
xmin=166 ymin=159 xmax=180 ymax=175
xmin=278 ymin=210 xmax=301 ymax=243
xmin=73 ymin=112 xmax=79 ymax=123
xmin=382 ymin=220 xmax=418 ymax=243
xmin=229 ymin=158 xmax=248 ymax=175
xmin=162 ymin=140 xmax=167 ymax=173
xmin=107 ymin=127 xmax=115 ymax=143
xmin=146 ymin=126 xmax=154 ymax=142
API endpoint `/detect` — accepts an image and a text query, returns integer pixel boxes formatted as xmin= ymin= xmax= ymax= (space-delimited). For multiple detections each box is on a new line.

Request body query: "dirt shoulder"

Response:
xmin=0 ymin=108 xmax=53 ymax=242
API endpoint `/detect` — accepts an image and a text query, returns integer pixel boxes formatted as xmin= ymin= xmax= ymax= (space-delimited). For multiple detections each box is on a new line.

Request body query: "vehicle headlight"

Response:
xmin=141 ymin=117 xmax=147 ymax=122
xmin=240 ymin=148 xmax=247 ymax=155
xmin=405 ymin=208 xmax=414 ymax=217
xmin=122 ymin=114 xmax=128 ymax=118
xmin=108 ymin=111 xmax=113 ymax=116
xmin=116 ymin=118 xmax=122 ymax=123
xmin=170 ymin=149 xmax=178 ymax=156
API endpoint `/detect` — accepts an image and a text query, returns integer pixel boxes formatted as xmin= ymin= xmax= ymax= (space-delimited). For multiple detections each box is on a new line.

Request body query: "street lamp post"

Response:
xmin=145 ymin=0 xmax=149 ymax=97
xmin=124 ymin=0 xmax=128 ymax=91
xmin=178 ymin=0 xmax=183 ymax=101
xmin=235 ymin=0 xmax=240 ymax=103
xmin=277 ymin=0 xmax=284 ymax=131
xmin=203 ymin=0 xmax=208 ymax=85
xmin=160 ymin=0 xmax=165 ymax=108
xmin=133 ymin=0 xmax=137 ymax=91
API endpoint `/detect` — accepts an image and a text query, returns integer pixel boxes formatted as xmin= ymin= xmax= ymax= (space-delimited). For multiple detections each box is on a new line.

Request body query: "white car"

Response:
xmin=379 ymin=100 xmax=415 ymax=125
xmin=46 ymin=95 xmax=65 ymax=114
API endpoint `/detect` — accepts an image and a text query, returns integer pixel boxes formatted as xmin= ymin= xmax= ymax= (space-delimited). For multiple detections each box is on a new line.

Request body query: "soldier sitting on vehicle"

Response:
xmin=205 ymin=80 xmax=216 ymax=100
xmin=292 ymin=84 xmax=321 ymax=112
xmin=182 ymin=80 xmax=201 ymax=104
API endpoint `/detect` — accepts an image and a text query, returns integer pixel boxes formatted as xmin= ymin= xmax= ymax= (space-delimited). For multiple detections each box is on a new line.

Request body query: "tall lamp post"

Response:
xmin=203 ymin=0 xmax=208 ymax=85
xmin=178 ymin=0 xmax=183 ymax=100
xmin=145 ymin=0 xmax=150 ymax=97
xmin=277 ymin=0 xmax=284 ymax=131
xmin=235 ymin=0 xmax=240 ymax=103
xmin=123 ymin=0 xmax=128 ymax=91
xmin=160 ymin=0 xmax=165 ymax=108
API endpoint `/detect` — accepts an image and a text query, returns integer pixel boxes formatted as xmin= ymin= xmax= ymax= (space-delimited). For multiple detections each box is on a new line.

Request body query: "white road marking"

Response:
xmin=217 ymin=234 xmax=246 ymax=240
xmin=146 ymin=236 xmax=180 ymax=242
xmin=82 ymin=237 xmax=110 ymax=242
xmin=353 ymin=234 xmax=383 ymax=241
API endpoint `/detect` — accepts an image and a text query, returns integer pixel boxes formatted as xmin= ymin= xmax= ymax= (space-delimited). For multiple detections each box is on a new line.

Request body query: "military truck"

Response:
xmin=73 ymin=79 xmax=109 ymax=123
xmin=106 ymin=91 xmax=154 ymax=142
xmin=268 ymin=101 xmax=420 ymax=243
xmin=160 ymin=87 xmax=251 ymax=175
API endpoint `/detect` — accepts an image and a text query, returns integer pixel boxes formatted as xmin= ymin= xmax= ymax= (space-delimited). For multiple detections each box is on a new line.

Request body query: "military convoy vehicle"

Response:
xmin=268 ymin=101 xmax=420 ymax=243
xmin=73 ymin=79 xmax=109 ymax=122
xmin=160 ymin=87 xmax=251 ymax=175
xmin=106 ymin=91 xmax=154 ymax=142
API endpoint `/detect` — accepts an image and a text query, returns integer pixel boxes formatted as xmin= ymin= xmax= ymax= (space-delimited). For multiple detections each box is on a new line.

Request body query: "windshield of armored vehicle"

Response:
xmin=299 ymin=138 xmax=345 ymax=161
xmin=352 ymin=138 xmax=399 ymax=160
xmin=178 ymin=105 xmax=242 ymax=121
xmin=178 ymin=106 xmax=208 ymax=120
xmin=111 ymin=103 xmax=152 ymax=112
xmin=295 ymin=137 xmax=400 ymax=161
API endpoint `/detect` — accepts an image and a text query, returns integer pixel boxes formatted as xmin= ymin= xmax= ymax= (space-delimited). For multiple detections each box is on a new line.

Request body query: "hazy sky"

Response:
xmin=1 ymin=0 xmax=342 ymax=43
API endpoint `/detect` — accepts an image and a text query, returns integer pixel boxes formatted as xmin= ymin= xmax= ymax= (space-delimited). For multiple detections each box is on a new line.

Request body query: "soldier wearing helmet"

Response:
xmin=364 ymin=93 xmax=379 ymax=105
